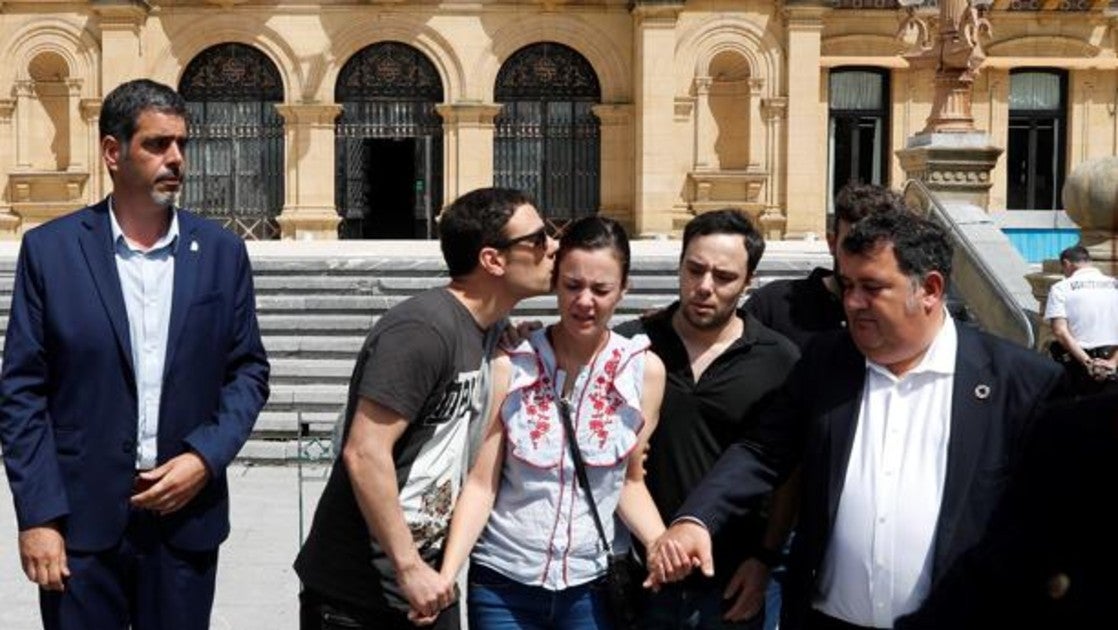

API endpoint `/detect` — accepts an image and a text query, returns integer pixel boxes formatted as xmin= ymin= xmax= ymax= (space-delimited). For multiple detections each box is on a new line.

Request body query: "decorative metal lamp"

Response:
xmin=897 ymin=0 xmax=995 ymax=135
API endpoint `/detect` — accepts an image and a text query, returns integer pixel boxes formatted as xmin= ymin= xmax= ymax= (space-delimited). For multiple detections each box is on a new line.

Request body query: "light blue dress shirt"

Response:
xmin=109 ymin=200 xmax=179 ymax=470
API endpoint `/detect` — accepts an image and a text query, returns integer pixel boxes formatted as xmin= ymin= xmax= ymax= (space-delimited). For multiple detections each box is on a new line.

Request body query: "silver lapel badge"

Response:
xmin=190 ymin=240 xmax=199 ymax=253
xmin=974 ymin=384 xmax=991 ymax=400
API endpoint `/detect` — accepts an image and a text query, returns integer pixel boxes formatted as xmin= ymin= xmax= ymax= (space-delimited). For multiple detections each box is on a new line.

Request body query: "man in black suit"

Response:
xmin=646 ymin=211 xmax=1065 ymax=630
xmin=897 ymin=389 xmax=1118 ymax=629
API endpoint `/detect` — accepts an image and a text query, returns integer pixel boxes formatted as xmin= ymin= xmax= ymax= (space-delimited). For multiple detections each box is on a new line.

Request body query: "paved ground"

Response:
xmin=0 ymin=462 xmax=330 ymax=630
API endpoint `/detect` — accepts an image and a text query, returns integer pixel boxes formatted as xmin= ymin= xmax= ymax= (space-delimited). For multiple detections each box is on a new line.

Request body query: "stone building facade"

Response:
xmin=0 ymin=0 xmax=1114 ymax=241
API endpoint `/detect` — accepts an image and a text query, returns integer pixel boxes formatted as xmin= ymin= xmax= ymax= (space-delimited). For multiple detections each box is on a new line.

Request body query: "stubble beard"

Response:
xmin=681 ymin=302 xmax=736 ymax=332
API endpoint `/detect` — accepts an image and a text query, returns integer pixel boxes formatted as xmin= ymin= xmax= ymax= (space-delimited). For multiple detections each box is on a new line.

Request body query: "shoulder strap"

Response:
xmin=557 ymin=398 xmax=612 ymax=555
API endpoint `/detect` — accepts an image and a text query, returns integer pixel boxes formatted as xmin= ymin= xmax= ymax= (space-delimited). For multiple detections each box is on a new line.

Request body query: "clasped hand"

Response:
xmin=403 ymin=562 xmax=457 ymax=626
xmin=643 ymin=520 xmax=715 ymax=590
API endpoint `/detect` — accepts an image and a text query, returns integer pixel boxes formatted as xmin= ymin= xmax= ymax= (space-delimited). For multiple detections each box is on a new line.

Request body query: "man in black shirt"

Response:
xmin=617 ymin=210 xmax=799 ymax=629
xmin=744 ymin=183 xmax=909 ymax=351
xmin=295 ymin=188 xmax=557 ymax=630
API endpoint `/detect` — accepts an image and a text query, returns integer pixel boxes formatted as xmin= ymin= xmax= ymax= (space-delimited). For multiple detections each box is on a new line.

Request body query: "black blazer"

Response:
xmin=897 ymin=389 xmax=1118 ymax=629
xmin=678 ymin=324 xmax=1064 ymax=629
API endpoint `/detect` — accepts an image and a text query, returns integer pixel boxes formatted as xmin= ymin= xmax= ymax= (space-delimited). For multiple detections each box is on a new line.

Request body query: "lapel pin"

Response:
xmin=190 ymin=240 xmax=199 ymax=252
xmin=974 ymin=384 xmax=990 ymax=400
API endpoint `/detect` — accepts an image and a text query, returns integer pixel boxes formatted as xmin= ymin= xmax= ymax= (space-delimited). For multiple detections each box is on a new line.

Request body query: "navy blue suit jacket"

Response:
xmin=0 ymin=198 xmax=269 ymax=552
xmin=677 ymin=325 xmax=1064 ymax=629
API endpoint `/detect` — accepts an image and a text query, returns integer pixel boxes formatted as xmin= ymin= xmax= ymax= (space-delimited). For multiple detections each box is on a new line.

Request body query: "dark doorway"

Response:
xmin=1006 ymin=70 xmax=1065 ymax=211
xmin=335 ymin=41 xmax=444 ymax=239
xmin=827 ymin=68 xmax=889 ymax=209
xmin=363 ymin=138 xmax=417 ymax=239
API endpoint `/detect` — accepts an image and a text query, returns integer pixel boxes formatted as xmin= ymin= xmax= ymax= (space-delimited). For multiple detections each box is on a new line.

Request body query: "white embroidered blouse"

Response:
xmin=470 ymin=328 xmax=648 ymax=590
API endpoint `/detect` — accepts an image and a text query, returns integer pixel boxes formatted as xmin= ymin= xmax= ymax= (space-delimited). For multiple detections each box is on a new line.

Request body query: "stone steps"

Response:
xmin=0 ymin=242 xmax=832 ymax=462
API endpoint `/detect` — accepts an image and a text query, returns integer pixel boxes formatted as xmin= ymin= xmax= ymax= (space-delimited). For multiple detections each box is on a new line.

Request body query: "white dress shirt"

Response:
xmin=109 ymin=200 xmax=179 ymax=470
xmin=814 ymin=315 xmax=957 ymax=628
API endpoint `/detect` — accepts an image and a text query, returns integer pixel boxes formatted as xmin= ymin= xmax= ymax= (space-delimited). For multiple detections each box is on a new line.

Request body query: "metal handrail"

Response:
xmin=903 ymin=179 xmax=1036 ymax=348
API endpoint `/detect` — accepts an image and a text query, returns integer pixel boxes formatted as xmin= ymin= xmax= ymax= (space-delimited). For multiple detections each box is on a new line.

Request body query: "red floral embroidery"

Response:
xmin=524 ymin=380 xmax=556 ymax=450
xmin=583 ymin=348 xmax=625 ymax=449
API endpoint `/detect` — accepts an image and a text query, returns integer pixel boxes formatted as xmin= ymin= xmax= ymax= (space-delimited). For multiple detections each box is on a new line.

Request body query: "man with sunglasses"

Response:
xmin=295 ymin=188 xmax=557 ymax=630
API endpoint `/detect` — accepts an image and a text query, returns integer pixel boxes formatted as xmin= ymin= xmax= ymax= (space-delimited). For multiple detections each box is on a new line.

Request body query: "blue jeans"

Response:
xmin=468 ymin=564 xmax=611 ymax=630
xmin=641 ymin=582 xmax=764 ymax=630
xmin=763 ymin=563 xmax=785 ymax=630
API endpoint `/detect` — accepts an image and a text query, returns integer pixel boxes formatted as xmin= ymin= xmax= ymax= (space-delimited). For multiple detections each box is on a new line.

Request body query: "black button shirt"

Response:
xmin=616 ymin=304 xmax=799 ymax=581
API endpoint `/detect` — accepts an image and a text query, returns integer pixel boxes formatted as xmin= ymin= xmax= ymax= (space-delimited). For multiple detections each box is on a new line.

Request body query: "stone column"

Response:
xmin=436 ymin=103 xmax=502 ymax=207
xmin=631 ymin=1 xmax=684 ymax=236
xmin=591 ymin=103 xmax=635 ymax=232
xmin=760 ymin=97 xmax=788 ymax=240
xmin=93 ymin=2 xmax=149 ymax=94
xmin=748 ymin=78 xmax=765 ymax=170
xmin=783 ymin=2 xmax=828 ymax=239
xmin=692 ymin=77 xmax=714 ymax=171
xmin=13 ymin=80 xmax=34 ymax=169
xmin=65 ymin=79 xmax=84 ymax=172
xmin=0 ymin=99 xmax=19 ymax=236
xmin=80 ymin=99 xmax=103 ymax=201
xmin=275 ymin=104 xmax=343 ymax=240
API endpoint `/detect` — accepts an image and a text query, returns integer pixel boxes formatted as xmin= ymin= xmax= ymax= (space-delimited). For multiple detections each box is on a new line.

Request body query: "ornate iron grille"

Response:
xmin=831 ymin=0 xmax=938 ymax=8
xmin=335 ymin=42 xmax=444 ymax=239
xmin=495 ymin=43 xmax=600 ymax=224
xmin=180 ymin=43 xmax=284 ymax=240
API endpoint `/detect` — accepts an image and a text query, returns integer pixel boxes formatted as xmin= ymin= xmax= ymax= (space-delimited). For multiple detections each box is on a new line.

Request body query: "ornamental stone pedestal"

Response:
xmin=1027 ymin=157 xmax=1118 ymax=350
xmin=896 ymin=133 xmax=1002 ymax=209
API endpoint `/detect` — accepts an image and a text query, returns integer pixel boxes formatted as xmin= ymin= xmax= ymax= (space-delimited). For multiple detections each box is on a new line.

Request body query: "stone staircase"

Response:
xmin=0 ymin=240 xmax=831 ymax=462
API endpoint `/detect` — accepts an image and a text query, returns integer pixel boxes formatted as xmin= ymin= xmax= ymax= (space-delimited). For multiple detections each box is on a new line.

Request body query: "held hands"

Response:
xmin=130 ymin=452 xmax=210 ymax=515
xmin=401 ymin=561 xmax=456 ymax=626
xmin=19 ymin=522 xmax=69 ymax=591
xmin=722 ymin=557 xmax=770 ymax=622
xmin=643 ymin=520 xmax=714 ymax=591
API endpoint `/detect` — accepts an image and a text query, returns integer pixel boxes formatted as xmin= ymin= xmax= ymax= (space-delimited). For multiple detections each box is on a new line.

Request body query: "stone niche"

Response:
xmin=5 ymin=50 xmax=90 ymax=235
xmin=682 ymin=169 xmax=768 ymax=228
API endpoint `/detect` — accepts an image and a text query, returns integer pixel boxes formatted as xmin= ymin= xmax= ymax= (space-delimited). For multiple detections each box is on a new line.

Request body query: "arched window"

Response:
xmin=335 ymin=42 xmax=444 ymax=239
xmin=495 ymin=43 xmax=600 ymax=227
xmin=827 ymin=67 xmax=890 ymax=207
xmin=180 ymin=43 xmax=284 ymax=239
xmin=1007 ymin=69 xmax=1066 ymax=210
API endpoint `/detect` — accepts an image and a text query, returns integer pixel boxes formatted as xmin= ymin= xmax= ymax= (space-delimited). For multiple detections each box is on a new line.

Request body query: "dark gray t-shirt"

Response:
xmin=295 ymin=288 xmax=486 ymax=612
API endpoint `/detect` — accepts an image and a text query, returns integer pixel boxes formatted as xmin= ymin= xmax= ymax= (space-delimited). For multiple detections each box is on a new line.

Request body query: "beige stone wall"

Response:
xmin=0 ymin=1 xmax=1114 ymax=240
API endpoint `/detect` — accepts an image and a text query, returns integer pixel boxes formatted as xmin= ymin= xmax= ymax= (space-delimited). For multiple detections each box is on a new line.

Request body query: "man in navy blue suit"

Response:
xmin=0 ymin=79 xmax=270 ymax=629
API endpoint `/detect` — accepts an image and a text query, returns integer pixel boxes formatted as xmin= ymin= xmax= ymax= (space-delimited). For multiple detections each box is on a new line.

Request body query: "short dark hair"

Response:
xmin=99 ymin=79 xmax=188 ymax=146
xmin=680 ymin=209 xmax=765 ymax=277
xmin=842 ymin=211 xmax=953 ymax=285
xmin=1059 ymin=245 xmax=1090 ymax=265
xmin=556 ymin=216 xmax=631 ymax=285
xmin=833 ymin=183 xmax=909 ymax=229
xmin=439 ymin=187 xmax=534 ymax=278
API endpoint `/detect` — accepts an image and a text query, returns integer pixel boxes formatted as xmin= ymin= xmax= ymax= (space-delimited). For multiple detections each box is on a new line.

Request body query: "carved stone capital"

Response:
xmin=435 ymin=103 xmax=503 ymax=127
xmin=590 ymin=103 xmax=633 ymax=125
xmin=630 ymin=1 xmax=685 ymax=22
xmin=80 ymin=98 xmax=103 ymax=121
xmin=761 ymin=97 xmax=788 ymax=121
xmin=275 ymin=103 xmax=343 ymax=127
xmin=92 ymin=0 xmax=151 ymax=31
xmin=673 ymin=96 xmax=694 ymax=122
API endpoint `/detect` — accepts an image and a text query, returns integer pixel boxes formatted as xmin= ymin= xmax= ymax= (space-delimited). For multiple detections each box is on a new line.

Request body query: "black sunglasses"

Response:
xmin=492 ymin=226 xmax=549 ymax=251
